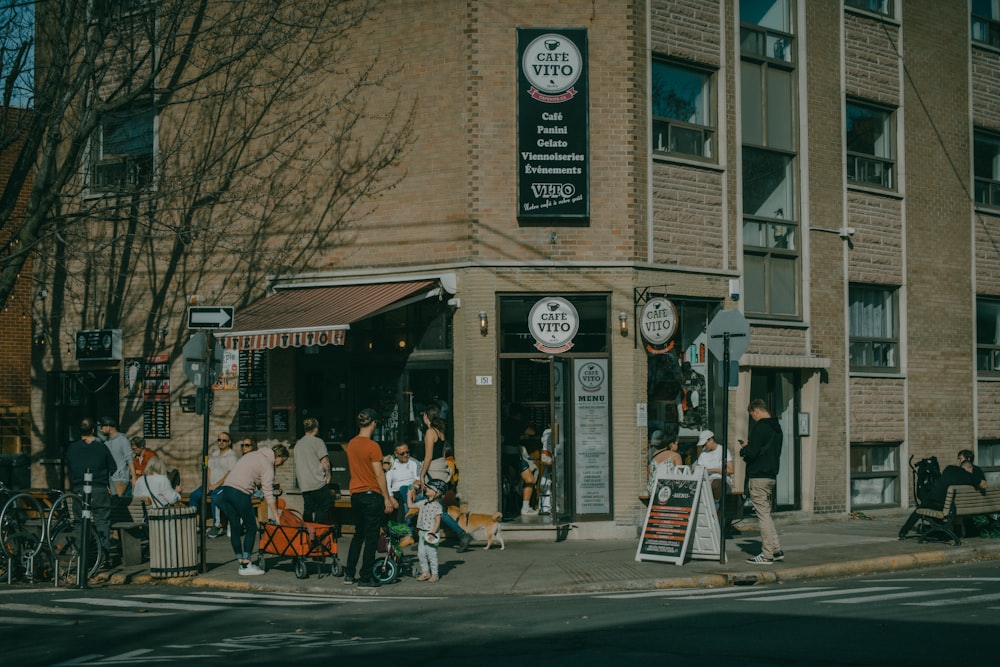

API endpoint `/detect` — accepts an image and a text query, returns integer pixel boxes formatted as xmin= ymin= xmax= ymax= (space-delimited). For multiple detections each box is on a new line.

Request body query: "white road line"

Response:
xmin=905 ymin=591 xmax=1000 ymax=606
xmin=0 ymin=602 xmax=171 ymax=617
xmin=745 ymin=586 xmax=903 ymax=601
xmin=188 ymin=590 xmax=433 ymax=602
xmin=596 ymin=586 xmax=833 ymax=600
xmin=57 ymin=598 xmax=229 ymax=612
xmin=0 ymin=615 xmax=77 ymax=626
xmin=823 ymin=587 xmax=976 ymax=604
xmin=126 ymin=593 xmax=328 ymax=607
xmin=868 ymin=577 xmax=1000 ymax=582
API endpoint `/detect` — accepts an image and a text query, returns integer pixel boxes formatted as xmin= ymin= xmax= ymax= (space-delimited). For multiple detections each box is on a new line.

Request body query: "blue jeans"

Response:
xmin=214 ymin=486 xmax=257 ymax=560
xmin=188 ymin=486 xmax=226 ymax=525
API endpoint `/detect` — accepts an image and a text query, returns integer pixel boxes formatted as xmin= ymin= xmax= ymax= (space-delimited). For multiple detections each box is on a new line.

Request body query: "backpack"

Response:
xmin=910 ymin=455 xmax=940 ymax=505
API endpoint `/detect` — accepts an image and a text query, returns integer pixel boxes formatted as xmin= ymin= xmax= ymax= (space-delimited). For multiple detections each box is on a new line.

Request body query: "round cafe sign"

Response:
xmin=639 ymin=298 xmax=678 ymax=346
xmin=521 ymin=33 xmax=583 ymax=101
xmin=528 ymin=297 xmax=579 ymax=353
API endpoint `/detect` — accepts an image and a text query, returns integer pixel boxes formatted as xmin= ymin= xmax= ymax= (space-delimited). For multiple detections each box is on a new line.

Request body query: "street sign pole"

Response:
xmin=707 ymin=308 xmax=750 ymax=565
xmin=198 ymin=331 xmax=215 ymax=573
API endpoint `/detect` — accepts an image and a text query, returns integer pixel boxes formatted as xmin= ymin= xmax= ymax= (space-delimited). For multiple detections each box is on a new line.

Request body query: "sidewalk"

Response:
xmin=100 ymin=512 xmax=1000 ymax=595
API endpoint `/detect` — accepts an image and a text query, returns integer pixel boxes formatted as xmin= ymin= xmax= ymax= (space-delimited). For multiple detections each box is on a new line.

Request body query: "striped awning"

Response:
xmin=218 ymin=280 xmax=438 ymax=351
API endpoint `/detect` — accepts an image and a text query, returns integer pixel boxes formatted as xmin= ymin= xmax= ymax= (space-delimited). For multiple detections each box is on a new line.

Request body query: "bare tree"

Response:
xmin=1 ymin=1 xmax=413 ymax=426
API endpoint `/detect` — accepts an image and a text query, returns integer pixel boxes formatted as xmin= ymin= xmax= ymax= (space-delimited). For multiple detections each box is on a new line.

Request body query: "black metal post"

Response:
xmin=718 ymin=333 xmax=731 ymax=564
xmin=77 ymin=470 xmax=92 ymax=589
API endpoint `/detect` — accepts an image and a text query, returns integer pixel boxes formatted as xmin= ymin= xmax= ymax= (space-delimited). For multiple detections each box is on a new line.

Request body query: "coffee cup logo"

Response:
xmin=522 ymin=32 xmax=583 ymax=101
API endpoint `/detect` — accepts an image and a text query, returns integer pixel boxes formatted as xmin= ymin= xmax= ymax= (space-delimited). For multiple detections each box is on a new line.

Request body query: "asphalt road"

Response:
xmin=3 ymin=562 xmax=998 ymax=666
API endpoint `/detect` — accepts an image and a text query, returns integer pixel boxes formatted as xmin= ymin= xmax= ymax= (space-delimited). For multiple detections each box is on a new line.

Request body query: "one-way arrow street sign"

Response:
xmin=187 ymin=306 xmax=234 ymax=330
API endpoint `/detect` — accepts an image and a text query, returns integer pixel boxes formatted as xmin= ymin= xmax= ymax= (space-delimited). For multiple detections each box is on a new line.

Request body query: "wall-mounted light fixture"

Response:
xmin=32 ymin=333 xmax=46 ymax=347
xmin=479 ymin=311 xmax=489 ymax=336
xmin=619 ymin=312 xmax=629 ymax=338
xmin=156 ymin=326 xmax=168 ymax=346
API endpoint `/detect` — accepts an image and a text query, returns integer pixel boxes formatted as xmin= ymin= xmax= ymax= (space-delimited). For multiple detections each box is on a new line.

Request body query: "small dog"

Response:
xmin=447 ymin=505 xmax=505 ymax=550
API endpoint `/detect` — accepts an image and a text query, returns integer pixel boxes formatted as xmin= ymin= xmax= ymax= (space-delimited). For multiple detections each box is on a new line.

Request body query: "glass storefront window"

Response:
xmin=499 ymin=295 xmax=609 ymax=354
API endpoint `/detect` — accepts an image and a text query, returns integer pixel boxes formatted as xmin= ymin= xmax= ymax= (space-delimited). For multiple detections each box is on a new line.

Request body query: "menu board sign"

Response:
xmin=636 ymin=467 xmax=720 ymax=565
xmin=573 ymin=358 xmax=609 ymax=514
xmin=517 ymin=28 xmax=589 ymax=223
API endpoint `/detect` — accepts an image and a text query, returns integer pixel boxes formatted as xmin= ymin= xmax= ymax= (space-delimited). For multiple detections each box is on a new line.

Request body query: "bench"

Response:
xmin=915 ymin=486 xmax=1000 ymax=546
xmin=110 ymin=497 xmax=150 ymax=565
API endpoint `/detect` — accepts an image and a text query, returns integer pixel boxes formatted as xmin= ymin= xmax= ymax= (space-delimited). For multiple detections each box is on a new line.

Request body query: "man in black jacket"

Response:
xmin=898 ymin=450 xmax=987 ymax=540
xmin=65 ymin=417 xmax=118 ymax=562
xmin=740 ymin=399 xmax=784 ymax=564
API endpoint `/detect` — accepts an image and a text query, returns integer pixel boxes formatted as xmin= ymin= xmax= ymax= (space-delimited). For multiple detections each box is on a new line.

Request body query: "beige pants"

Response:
xmin=748 ymin=478 xmax=781 ymax=557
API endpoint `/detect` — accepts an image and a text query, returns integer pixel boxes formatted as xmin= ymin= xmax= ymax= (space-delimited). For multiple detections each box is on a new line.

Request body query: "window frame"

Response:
xmin=977 ymin=440 xmax=1000 ymax=488
xmin=844 ymin=0 xmax=894 ymax=18
xmin=650 ymin=58 xmax=716 ymax=162
xmin=849 ymin=283 xmax=900 ymax=373
xmin=975 ymin=128 xmax=1000 ymax=210
xmin=850 ymin=442 xmax=901 ymax=510
xmin=973 ymin=0 xmax=1000 ymax=48
xmin=89 ymin=98 xmax=155 ymax=192
xmin=846 ymin=99 xmax=896 ymax=191
xmin=976 ymin=297 xmax=1000 ymax=377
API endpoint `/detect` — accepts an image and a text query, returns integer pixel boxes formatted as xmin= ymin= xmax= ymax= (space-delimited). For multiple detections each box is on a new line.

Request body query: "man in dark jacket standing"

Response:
xmin=740 ymin=399 xmax=784 ymax=564
xmin=65 ymin=417 xmax=118 ymax=562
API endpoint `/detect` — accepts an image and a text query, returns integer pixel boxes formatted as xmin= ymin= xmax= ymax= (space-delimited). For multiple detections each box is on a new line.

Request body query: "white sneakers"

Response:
xmin=238 ymin=562 xmax=265 ymax=576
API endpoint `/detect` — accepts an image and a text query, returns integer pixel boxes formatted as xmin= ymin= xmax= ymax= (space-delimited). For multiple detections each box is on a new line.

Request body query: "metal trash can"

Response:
xmin=147 ymin=506 xmax=199 ymax=578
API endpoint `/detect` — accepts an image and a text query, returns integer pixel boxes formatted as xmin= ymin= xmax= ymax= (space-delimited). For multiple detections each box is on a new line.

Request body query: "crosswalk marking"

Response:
xmin=0 ymin=615 xmax=77 ymax=626
xmin=904 ymin=591 xmax=1000 ymax=606
xmin=0 ymin=602 xmax=171 ymax=617
xmin=128 ymin=593 xmax=330 ymax=607
xmin=745 ymin=586 xmax=902 ymax=601
xmin=823 ymin=587 xmax=975 ymax=604
xmin=58 ymin=598 xmax=231 ymax=611
xmin=596 ymin=586 xmax=833 ymax=600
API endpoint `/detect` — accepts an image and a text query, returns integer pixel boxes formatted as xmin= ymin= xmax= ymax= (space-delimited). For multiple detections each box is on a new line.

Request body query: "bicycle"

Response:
xmin=46 ymin=491 xmax=104 ymax=586
xmin=0 ymin=489 xmax=50 ymax=583
xmin=371 ymin=521 xmax=419 ymax=583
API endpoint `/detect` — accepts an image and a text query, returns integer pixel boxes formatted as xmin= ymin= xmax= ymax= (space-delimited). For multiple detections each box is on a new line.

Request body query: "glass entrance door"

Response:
xmin=500 ymin=357 xmax=573 ymax=523
xmin=749 ymin=369 xmax=799 ymax=509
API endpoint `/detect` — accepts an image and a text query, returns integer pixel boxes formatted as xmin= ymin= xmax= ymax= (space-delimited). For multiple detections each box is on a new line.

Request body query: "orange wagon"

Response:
xmin=258 ymin=509 xmax=342 ymax=579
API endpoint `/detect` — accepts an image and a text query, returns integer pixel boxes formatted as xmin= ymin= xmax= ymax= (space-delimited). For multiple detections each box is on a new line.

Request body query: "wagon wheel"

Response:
xmin=330 ymin=559 xmax=343 ymax=577
xmin=294 ymin=558 xmax=309 ymax=579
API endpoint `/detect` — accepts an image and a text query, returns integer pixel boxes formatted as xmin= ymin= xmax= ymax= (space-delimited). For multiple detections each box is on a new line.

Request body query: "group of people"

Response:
xmin=64 ymin=416 xmax=183 ymax=569
xmin=645 ymin=399 xmax=784 ymax=565
xmin=342 ymin=404 xmax=472 ymax=587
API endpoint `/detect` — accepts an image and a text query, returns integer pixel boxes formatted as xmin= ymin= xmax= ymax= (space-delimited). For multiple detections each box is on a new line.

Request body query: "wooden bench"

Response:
xmin=110 ymin=497 xmax=150 ymax=565
xmin=915 ymin=486 xmax=1000 ymax=546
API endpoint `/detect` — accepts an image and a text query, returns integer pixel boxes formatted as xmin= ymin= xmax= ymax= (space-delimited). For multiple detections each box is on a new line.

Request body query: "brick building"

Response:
xmin=27 ymin=1 xmax=1000 ymax=538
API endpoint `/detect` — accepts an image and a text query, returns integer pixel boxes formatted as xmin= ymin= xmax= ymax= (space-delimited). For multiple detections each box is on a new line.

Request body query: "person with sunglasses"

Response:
xmin=385 ymin=442 xmax=422 ymax=536
xmin=188 ymin=432 xmax=238 ymax=538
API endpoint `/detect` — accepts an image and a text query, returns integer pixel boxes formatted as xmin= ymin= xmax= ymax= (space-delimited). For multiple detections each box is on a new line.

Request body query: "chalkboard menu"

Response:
xmin=141 ymin=354 xmax=171 ymax=439
xmin=238 ymin=350 xmax=268 ymax=432
xmin=635 ymin=467 xmax=720 ymax=565
xmin=271 ymin=408 xmax=289 ymax=433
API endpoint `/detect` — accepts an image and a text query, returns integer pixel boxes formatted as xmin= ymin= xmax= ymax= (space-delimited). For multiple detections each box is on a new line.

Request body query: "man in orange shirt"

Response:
xmin=343 ymin=408 xmax=394 ymax=587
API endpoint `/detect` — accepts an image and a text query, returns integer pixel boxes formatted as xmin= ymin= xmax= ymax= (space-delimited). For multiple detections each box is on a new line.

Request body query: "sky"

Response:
xmin=1 ymin=0 xmax=35 ymax=108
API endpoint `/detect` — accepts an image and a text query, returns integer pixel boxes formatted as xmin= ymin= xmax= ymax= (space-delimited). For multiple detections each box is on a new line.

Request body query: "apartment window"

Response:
xmin=976 ymin=298 xmax=1000 ymax=376
xmin=850 ymin=442 xmax=900 ymax=509
xmin=651 ymin=60 xmax=715 ymax=160
xmin=975 ymin=129 xmax=1000 ymax=209
xmin=849 ymin=284 xmax=899 ymax=372
xmin=978 ymin=440 xmax=1000 ymax=487
xmin=845 ymin=0 xmax=894 ymax=17
xmin=740 ymin=0 xmax=794 ymax=63
xmin=846 ymin=101 xmax=895 ymax=190
xmin=743 ymin=148 xmax=797 ymax=317
xmin=973 ymin=0 xmax=1000 ymax=48
xmin=91 ymin=100 xmax=154 ymax=191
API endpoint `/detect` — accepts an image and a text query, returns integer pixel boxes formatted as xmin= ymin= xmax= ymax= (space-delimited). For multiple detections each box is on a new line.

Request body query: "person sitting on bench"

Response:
xmin=899 ymin=450 xmax=987 ymax=540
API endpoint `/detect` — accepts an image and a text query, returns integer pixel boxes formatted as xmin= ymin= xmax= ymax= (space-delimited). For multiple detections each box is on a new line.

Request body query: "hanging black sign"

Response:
xmin=517 ymin=28 xmax=589 ymax=223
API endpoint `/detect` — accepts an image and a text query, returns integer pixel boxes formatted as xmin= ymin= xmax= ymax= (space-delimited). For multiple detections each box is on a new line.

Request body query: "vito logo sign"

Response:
xmin=517 ymin=29 xmax=589 ymax=223
xmin=528 ymin=297 xmax=580 ymax=353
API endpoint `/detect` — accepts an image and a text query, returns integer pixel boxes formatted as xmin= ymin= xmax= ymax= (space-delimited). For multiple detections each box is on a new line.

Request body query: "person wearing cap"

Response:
xmin=343 ymin=408 xmax=395 ymax=588
xmin=408 ymin=477 xmax=447 ymax=582
xmin=99 ymin=416 xmax=133 ymax=496
xmin=694 ymin=430 xmax=734 ymax=502
xmin=647 ymin=427 xmax=682 ymax=496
